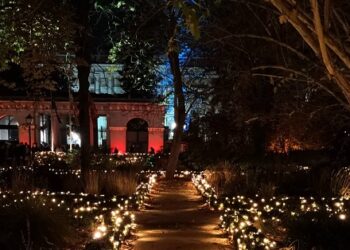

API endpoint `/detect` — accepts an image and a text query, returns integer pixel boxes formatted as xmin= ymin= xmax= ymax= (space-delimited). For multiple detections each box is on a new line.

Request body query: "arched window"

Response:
xmin=0 ymin=116 xmax=19 ymax=141
xmin=126 ymin=118 xmax=148 ymax=153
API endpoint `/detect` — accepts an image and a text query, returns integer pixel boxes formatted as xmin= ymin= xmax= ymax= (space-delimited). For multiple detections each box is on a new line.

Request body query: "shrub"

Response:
xmin=11 ymin=171 xmax=33 ymax=192
xmin=331 ymin=167 xmax=350 ymax=199
xmin=204 ymin=161 xmax=241 ymax=196
xmin=114 ymin=171 xmax=138 ymax=196
xmin=0 ymin=198 xmax=78 ymax=249
xmin=103 ymin=168 xmax=139 ymax=196
xmin=33 ymin=151 xmax=68 ymax=169
xmin=66 ymin=149 xmax=81 ymax=170
xmin=286 ymin=212 xmax=350 ymax=250
xmin=258 ymin=182 xmax=276 ymax=198
xmin=62 ymin=174 xmax=83 ymax=193
xmin=84 ymin=171 xmax=101 ymax=195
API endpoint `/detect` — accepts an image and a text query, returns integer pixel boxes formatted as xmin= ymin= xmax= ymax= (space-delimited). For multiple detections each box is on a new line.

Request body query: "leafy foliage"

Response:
xmin=95 ymin=0 xmax=167 ymax=98
xmin=186 ymin=0 xmax=350 ymax=164
xmin=109 ymin=37 xmax=160 ymax=98
xmin=286 ymin=212 xmax=350 ymax=250
xmin=0 ymin=0 xmax=75 ymax=96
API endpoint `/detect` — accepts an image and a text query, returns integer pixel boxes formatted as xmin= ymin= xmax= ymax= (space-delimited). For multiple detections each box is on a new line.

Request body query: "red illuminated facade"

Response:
xmin=0 ymin=99 xmax=165 ymax=153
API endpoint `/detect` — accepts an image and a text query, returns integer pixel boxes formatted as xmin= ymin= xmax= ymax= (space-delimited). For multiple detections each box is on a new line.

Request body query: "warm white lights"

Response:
xmin=0 ymin=171 xmax=158 ymax=250
xmin=192 ymin=173 xmax=349 ymax=250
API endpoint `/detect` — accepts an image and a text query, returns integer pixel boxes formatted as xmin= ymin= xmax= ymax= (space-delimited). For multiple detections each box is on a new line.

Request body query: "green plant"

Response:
xmin=66 ymin=149 xmax=81 ymax=170
xmin=33 ymin=151 xmax=68 ymax=169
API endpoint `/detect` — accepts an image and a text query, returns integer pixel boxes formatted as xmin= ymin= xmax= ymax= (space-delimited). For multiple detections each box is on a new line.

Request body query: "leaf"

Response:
xmin=279 ymin=15 xmax=288 ymax=24
xmin=181 ymin=5 xmax=200 ymax=40
xmin=273 ymin=86 xmax=278 ymax=94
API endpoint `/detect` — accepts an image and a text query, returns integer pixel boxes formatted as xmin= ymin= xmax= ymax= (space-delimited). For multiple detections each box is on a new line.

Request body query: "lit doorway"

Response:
xmin=126 ymin=118 xmax=148 ymax=153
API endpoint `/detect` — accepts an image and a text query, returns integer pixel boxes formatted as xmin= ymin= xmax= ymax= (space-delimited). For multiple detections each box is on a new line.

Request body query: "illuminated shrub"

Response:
xmin=33 ymin=151 xmax=68 ymax=169
xmin=331 ymin=167 xmax=350 ymax=199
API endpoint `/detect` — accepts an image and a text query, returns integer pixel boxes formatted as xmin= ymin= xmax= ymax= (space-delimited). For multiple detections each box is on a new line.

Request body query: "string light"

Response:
xmin=192 ymin=173 xmax=349 ymax=249
xmin=0 ymin=169 xmax=159 ymax=250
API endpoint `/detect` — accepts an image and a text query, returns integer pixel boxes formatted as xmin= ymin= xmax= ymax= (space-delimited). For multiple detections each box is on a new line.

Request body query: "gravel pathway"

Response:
xmin=124 ymin=178 xmax=231 ymax=250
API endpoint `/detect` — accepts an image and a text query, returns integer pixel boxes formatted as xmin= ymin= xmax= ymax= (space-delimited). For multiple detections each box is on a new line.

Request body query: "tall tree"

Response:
xmin=166 ymin=13 xmax=186 ymax=178
xmin=73 ymin=0 xmax=92 ymax=173
xmin=186 ymin=0 xmax=350 ymax=162
xmin=105 ymin=0 xmax=206 ymax=177
xmin=165 ymin=0 xmax=208 ymax=178
xmin=107 ymin=1 xmax=164 ymax=98
xmin=267 ymin=0 xmax=350 ymax=105
xmin=0 ymin=0 xmax=74 ymax=94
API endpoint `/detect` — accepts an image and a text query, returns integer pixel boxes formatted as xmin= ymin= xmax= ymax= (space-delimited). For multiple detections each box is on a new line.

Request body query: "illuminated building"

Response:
xmin=0 ymin=64 xmax=165 ymax=153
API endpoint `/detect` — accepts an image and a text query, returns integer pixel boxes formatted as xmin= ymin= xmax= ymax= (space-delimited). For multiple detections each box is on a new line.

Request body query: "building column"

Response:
xmin=106 ymin=114 xmax=111 ymax=149
xmin=107 ymin=77 xmax=113 ymax=94
xmin=33 ymin=113 xmax=39 ymax=146
xmin=90 ymin=117 xmax=95 ymax=146
xmin=95 ymin=75 xmax=100 ymax=94
xmin=51 ymin=113 xmax=60 ymax=151
xmin=19 ymin=125 xmax=28 ymax=145
xmin=19 ymin=124 xmax=34 ymax=145
xmin=148 ymin=127 xmax=164 ymax=153
xmin=109 ymin=127 xmax=126 ymax=154
xmin=17 ymin=114 xmax=30 ymax=146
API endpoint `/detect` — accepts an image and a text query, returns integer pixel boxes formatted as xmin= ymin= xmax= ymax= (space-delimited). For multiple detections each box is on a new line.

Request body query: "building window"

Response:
xmin=89 ymin=75 xmax=96 ymax=92
xmin=39 ymin=114 xmax=51 ymax=147
xmin=0 ymin=116 xmax=19 ymax=141
xmin=97 ymin=116 xmax=107 ymax=148
xmin=100 ymin=77 xmax=108 ymax=93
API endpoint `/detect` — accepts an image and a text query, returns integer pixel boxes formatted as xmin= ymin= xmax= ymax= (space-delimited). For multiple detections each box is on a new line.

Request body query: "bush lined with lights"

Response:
xmin=88 ymin=172 xmax=157 ymax=249
xmin=0 ymin=171 xmax=158 ymax=249
xmin=0 ymin=151 xmax=157 ymax=195
xmin=33 ymin=151 xmax=154 ymax=170
xmin=192 ymin=173 xmax=350 ymax=249
xmin=33 ymin=151 xmax=68 ymax=168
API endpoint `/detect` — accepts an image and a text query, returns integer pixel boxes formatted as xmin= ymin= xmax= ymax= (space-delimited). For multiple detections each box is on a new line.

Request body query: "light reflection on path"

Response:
xmin=125 ymin=178 xmax=231 ymax=250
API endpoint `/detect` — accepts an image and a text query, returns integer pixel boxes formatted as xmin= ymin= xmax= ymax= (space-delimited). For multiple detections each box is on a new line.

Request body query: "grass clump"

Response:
xmin=0 ymin=198 xmax=79 ymax=250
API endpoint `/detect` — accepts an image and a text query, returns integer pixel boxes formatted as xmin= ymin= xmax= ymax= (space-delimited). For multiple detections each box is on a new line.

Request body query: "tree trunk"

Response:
xmin=78 ymin=66 xmax=91 ymax=172
xmin=166 ymin=36 xmax=186 ymax=179
xmin=75 ymin=0 xmax=91 ymax=173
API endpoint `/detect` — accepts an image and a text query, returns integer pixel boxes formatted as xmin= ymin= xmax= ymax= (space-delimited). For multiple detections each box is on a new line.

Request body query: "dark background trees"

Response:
xmin=2 ymin=0 xmax=350 ymax=171
xmin=185 ymin=0 xmax=350 ymax=167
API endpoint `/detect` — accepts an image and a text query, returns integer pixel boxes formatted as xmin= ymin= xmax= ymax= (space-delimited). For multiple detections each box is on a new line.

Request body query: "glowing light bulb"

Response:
xmin=93 ymin=231 xmax=102 ymax=240
xmin=339 ymin=214 xmax=346 ymax=220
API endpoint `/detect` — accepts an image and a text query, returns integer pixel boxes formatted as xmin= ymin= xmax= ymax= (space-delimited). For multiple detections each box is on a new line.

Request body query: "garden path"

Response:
xmin=124 ymin=177 xmax=231 ymax=250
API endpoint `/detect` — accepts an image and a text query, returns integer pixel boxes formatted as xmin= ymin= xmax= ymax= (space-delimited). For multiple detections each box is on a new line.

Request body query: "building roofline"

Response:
xmin=0 ymin=95 xmax=161 ymax=103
